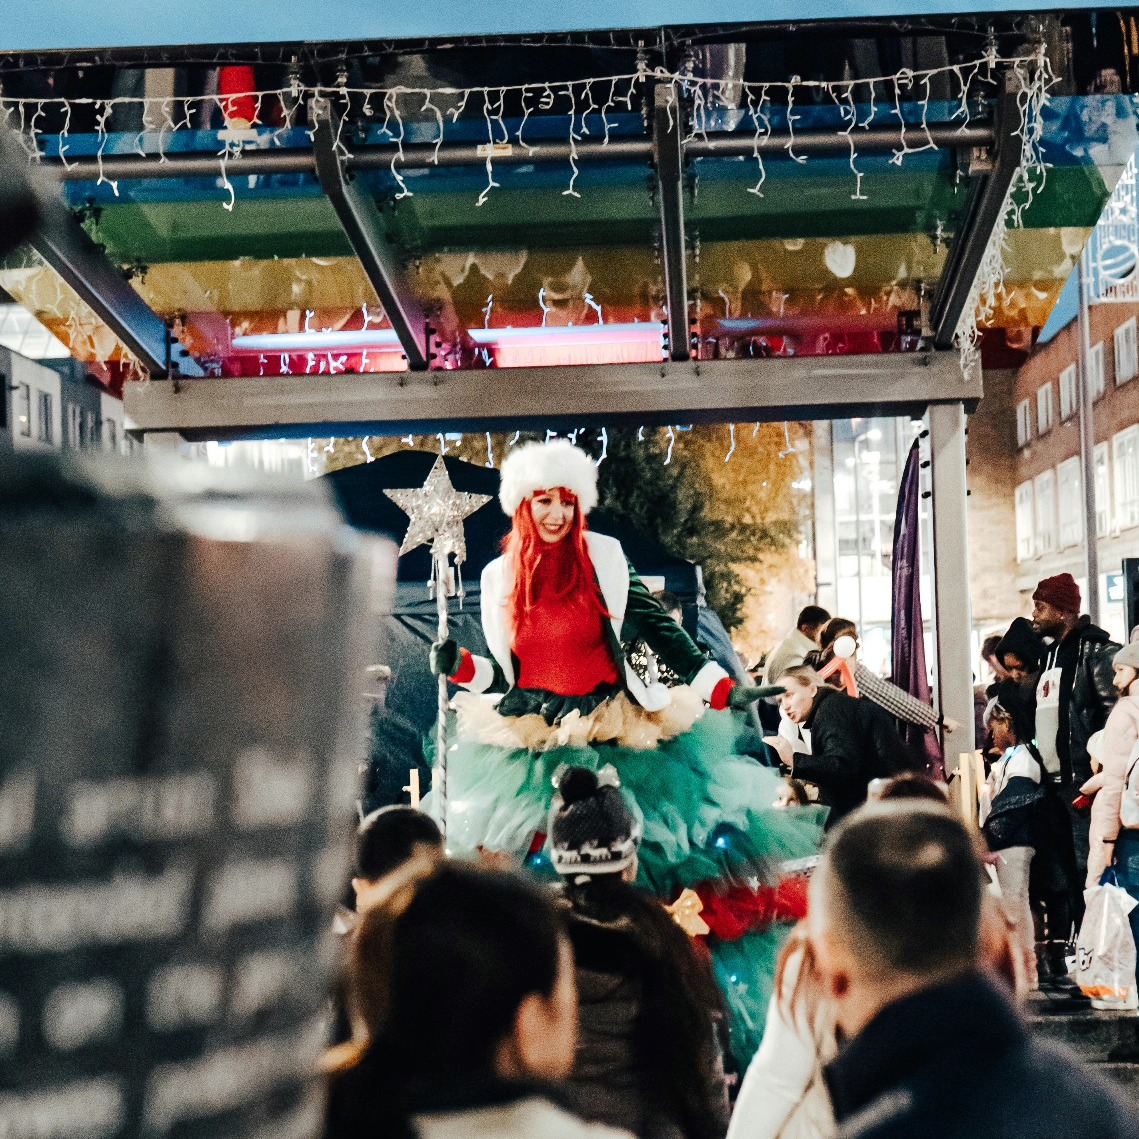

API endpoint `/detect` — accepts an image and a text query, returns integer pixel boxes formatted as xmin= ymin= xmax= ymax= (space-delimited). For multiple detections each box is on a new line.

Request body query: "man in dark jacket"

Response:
xmin=1031 ymin=573 xmax=1120 ymax=885
xmin=810 ymin=804 xmax=1138 ymax=1139
xmin=772 ymin=666 xmax=915 ymax=826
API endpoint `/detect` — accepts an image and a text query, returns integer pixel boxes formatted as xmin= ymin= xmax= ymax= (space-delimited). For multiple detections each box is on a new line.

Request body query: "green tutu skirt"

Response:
xmin=425 ymin=703 xmax=824 ymax=1067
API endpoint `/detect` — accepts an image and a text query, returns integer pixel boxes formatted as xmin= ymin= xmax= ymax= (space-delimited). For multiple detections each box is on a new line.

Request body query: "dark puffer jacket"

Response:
xmin=1047 ymin=618 xmax=1120 ymax=786
xmin=560 ymin=887 xmax=729 ymax=1139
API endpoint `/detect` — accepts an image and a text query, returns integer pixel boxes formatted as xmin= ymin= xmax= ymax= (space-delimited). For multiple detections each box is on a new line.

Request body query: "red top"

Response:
xmin=512 ymin=541 xmax=620 ymax=696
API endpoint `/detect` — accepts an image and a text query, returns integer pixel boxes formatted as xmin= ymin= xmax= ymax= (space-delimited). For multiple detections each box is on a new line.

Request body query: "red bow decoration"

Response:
xmin=689 ymin=876 xmax=809 ymax=942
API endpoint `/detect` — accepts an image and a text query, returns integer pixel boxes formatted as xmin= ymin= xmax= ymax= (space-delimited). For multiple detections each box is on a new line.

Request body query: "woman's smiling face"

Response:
xmin=530 ymin=488 xmax=576 ymax=543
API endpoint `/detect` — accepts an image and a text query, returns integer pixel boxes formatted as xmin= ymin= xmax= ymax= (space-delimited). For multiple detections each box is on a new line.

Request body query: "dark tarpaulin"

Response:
xmin=890 ymin=438 xmax=943 ymax=778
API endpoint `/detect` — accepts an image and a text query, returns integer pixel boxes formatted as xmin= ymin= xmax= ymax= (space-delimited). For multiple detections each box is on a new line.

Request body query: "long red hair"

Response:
xmin=501 ymin=489 xmax=607 ymax=642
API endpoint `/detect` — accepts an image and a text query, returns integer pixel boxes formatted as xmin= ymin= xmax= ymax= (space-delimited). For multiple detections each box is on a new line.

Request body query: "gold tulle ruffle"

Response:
xmin=454 ymin=686 xmax=706 ymax=752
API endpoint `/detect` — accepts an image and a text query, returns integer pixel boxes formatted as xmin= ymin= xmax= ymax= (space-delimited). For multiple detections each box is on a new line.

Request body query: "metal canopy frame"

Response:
xmin=123 ymin=349 xmax=975 ymax=438
xmin=23 ymin=93 xmax=995 ymax=382
xmin=30 ymin=193 xmax=203 ymax=377
xmin=310 ymin=97 xmax=433 ymax=371
xmin=930 ymin=85 xmax=1021 ymax=350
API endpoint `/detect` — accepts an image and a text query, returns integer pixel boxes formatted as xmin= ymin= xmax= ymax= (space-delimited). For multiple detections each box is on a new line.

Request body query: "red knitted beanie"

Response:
xmin=1032 ymin=573 xmax=1081 ymax=614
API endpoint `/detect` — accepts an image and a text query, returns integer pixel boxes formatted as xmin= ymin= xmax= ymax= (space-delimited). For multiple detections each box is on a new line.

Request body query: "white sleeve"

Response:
xmin=726 ymin=951 xmax=819 ymax=1139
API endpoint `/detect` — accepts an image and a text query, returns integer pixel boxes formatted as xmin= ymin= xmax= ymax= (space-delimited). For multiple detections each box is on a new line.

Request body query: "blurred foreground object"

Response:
xmin=0 ymin=121 xmax=42 ymax=257
xmin=0 ymin=453 xmax=395 ymax=1138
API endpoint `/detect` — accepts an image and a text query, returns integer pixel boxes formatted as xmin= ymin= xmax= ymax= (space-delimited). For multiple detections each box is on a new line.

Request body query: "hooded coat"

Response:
xmin=1082 ymin=694 xmax=1139 ymax=888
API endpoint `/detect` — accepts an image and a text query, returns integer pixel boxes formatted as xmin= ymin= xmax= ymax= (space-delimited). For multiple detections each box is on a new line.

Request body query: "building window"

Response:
xmin=16 ymin=383 xmax=30 ymax=437
xmin=86 ymin=411 xmax=99 ymax=446
xmin=36 ymin=391 xmax=53 ymax=445
xmin=1095 ymin=442 xmax=1112 ymax=536
xmin=1114 ymin=425 xmax=1139 ymax=530
xmin=1115 ymin=317 xmax=1138 ymax=385
xmin=1034 ymin=469 xmax=1057 ymax=555
xmin=1090 ymin=342 xmax=1106 ymax=400
xmin=1057 ymin=457 xmax=1083 ymax=549
xmin=104 ymin=418 xmax=118 ymax=451
xmin=1015 ymin=481 xmax=1035 ymax=562
xmin=67 ymin=403 xmax=82 ymax=449
xmin=1059 ymin=364 xmax=1077 ymax=421
xmin=1016 ymin=399 xmax=1032 ymax=448
xmin=1036 ymin=383 xmax=1055 ymax=434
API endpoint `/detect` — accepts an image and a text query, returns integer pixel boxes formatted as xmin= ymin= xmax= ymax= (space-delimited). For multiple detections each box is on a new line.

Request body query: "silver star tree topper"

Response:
xmin=385 ymin=455 xmax=492 ymax=565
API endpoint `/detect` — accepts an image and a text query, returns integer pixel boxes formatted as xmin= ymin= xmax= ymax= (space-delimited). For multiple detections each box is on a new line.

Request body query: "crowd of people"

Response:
xmin=321 ymin=436 xmax=1137 ymax=1139
xmin=974 ymin=574 xmax=1139 ymax=994
xmin=325 ymin=784 xmax=1137 ymax=1139
xmin=752 ymin=574 xmax=1139 ymax=999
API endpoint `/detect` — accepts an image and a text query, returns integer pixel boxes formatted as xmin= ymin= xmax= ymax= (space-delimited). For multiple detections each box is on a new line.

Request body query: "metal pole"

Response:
xmin=44 ymin=124 xmax=996 ymax=182
xmin=433 ymin=554 xmax=450 ymax=842
xmin=928 ymin=401 xmax=977 ymax=763
xmin=812 ymin=421 xmax=839 ymax=614
xmin=853 ymin=434 xmax=866 ymax=630
xmin=1076 ymin=246 xmax=1100 ymax=624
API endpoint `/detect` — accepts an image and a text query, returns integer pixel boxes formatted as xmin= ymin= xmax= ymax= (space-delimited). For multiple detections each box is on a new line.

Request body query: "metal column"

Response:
xmin=928 ymin=401 xmax=976 ymax=765
xmin=812 ymin=422 xmax=839 ymax=614
xmin=1076 ymin=246 xmax=1101 ymax=624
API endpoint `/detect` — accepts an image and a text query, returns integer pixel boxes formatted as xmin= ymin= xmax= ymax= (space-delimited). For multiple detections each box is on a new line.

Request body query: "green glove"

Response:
xmin=430 ymin=639 xmax=461 ymax=678
xmin=728 ymin=683 xmax=785 ymax=710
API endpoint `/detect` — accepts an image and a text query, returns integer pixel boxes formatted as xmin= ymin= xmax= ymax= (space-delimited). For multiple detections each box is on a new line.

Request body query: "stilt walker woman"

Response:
xmin=427 ymin=439 xmax=823 ymax=1064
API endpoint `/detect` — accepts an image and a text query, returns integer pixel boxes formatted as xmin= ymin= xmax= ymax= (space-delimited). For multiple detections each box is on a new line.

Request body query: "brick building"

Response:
xmin=1011 ymin=300 xmax=1139 ymax=643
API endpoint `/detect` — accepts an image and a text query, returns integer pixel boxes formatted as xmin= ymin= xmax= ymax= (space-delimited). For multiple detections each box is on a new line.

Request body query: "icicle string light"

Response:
xmin=3 ymin=51 xmax=1045 ymax=213
xmin=953 ymin=45 xmax=1055 ymax=362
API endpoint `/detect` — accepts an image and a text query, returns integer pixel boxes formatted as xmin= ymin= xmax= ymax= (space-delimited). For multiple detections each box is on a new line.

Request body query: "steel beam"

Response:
xmin=45 ymin=124 xmax=994 ymax=182
xmin=30 ymin=193 xmax=202 ymax=377
xmin=123 ymin=350 xmax=976 ymax=437
xmin=310 ymin=97 xmax=431 ymax=371
xmin=930 ymin=86 xmax=1021 ymax=350
xmin=928 ymin=401 xmax=976 ymax=766
xmin=653 ymin=84 xmax=690 ymax=363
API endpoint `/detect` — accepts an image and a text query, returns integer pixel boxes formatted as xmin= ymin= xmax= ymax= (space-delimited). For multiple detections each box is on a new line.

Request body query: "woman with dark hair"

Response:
xmin=548 ymin=767 xmax=729 ymax=1139
xmin=981 ymin=682 xmax=1078 ymax=988
xmin=326 ymin=863 xmax=626 ymax=1139
xmin=993 ymin=617 xmax=1047 ymax=739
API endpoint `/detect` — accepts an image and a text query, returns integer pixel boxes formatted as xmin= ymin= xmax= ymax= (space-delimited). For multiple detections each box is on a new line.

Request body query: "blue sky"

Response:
xmin=0 ymin=1 xmax=1099 ymax=53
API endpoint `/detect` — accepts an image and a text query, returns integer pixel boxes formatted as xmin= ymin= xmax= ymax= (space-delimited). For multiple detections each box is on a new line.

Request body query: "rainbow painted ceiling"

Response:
xmin=2 ymin=51 xmax=1137 ymax=388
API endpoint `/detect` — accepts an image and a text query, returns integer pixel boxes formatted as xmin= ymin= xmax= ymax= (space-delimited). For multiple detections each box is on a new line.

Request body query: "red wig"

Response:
xmin=501 ymin=489 xmax=607 ymax=641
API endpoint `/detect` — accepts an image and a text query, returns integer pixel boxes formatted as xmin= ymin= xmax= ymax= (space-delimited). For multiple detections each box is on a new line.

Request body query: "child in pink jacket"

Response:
xmin=1081 ymin=641 xmax=1139 ymax=888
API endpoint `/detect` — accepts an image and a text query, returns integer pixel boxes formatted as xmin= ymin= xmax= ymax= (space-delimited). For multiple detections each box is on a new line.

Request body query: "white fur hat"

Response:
xmin=498 ymin=439 xmax=598 ymax=517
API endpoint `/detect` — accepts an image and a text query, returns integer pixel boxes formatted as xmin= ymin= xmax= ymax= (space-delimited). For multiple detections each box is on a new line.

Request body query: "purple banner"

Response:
xmin=891 ymin=438 xmax=944 ymax=778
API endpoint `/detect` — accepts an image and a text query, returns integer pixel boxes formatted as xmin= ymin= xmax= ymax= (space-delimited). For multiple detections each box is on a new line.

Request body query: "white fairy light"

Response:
xmin=725 ymin=423 xmax=736 ymax=462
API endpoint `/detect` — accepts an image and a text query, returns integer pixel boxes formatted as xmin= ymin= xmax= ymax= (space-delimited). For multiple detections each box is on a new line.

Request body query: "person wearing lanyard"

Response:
xmin=1030 ymin=573 xmax=1120 ymax=907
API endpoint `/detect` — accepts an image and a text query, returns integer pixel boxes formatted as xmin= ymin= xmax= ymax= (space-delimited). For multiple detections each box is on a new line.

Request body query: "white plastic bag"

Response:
xmin=1076 ymin=883 xmax=1139 ymax=1010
